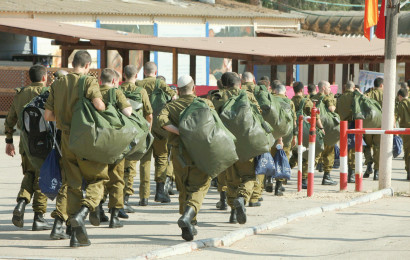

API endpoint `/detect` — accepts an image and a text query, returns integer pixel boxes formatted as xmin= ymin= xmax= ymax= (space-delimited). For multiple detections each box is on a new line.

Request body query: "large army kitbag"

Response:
xmin=179 ymin=98 xmax=238 ymax=178
xmin=151 ymin=79 xmax=172 ymax=139
xmin=297 ymin=98 xmax=324 ymax=160
xmin=69 ymin=77 xmax=139 ymax=164
xmin=220 ymin=90 xmax=274 ymax=162
xmin=352 ymin=90 xmax=382 ymax=128
xmin=316 ymin=95 xmax=340 ymax=146
xmin=120 ymin=85 xmax=144 ymax=115
xmin=254 ymin=85 xmax=293 ymax=139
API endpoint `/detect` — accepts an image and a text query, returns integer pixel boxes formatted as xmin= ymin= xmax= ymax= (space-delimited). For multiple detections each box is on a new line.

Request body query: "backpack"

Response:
xmin=179 ymin=98 xmax=238 ymax=178
xmin=219 ymin=90 xmax=274 ymax=162
xmin=316 ymin=95 xmax=340 ymax=146
xmin=254 ymin=85 xmax=293 ymax=139
xmin=20 ymin=87 xmax=56 ymax=169
xmin=121 ymin=85 xmax=143 ymax=114
xmin=150 ymin=79 xmax=171 ymax=115
xmin=352 ymin=90 xmax=382 ymax=128
xmin=297 ymin=98 xmax=324 ymax=160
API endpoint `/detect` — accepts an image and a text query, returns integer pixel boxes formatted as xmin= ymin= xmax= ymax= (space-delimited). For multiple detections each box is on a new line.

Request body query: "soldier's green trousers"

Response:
xmin=61 ymin=133 xmax=108 ymax=216
xmin=363 ymin=142 xmax=373 ymax=165
xmin=105 ymin=159 xmax=125 ymax=209
xmin=17 ymin=153 xmax=48 ymax=214
xmin=124 ymin=159 xmax=137 ymax=197
xmin=51 ymin=158 xmax=68 ymax=221
xmin=171 ymin=146 xmax=211 ymax=217
xmin=364 ymin=134 xmax=380 ymax=170
xmin=321 ymin=145 xmax=335 ymax=173
xmin=217 ymin=170 xmax=227 ymax=193
xmin=226 ymin=159 xmax=256 ymax=208
xmin=403 ymin=135 xmax=410 ymax=173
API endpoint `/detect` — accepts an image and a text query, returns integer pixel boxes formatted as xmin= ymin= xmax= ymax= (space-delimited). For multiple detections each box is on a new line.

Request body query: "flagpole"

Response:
xmin=379 ymin=0 xmax=400 ymax=189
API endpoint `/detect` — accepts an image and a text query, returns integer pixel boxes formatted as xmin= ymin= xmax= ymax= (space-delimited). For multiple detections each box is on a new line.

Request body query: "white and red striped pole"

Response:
xmin=354 ymin=119 xmax=363 ymax=192
xmin=307 ymin=104 xmax=319 ymax=197
xmin=339 ymin=121 xmax=348 ymax=191
xmin=297 ymin=115 xmax=304 ymax=192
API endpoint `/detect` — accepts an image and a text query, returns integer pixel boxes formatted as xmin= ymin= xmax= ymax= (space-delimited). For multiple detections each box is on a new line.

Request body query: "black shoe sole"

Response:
xmin=124 ymin=206 xmax=136 ymax=213
xmin=265 ymin=187 xmax=273 ymax=193
xmin=322 ymin=181 xmax=338 ymax=186
xmin=70 ymin=218 xmax=89 ymax=244
xmin=70 ymin=240 xmax=91 ymax=247
xmin=12 ymin=208 xmax=24 ymax=228
xmin=89 ymin=212 xmax=100 ymax=226
xmin=178 ymin=219 xmax=194 ymax=241
xmin=233 ymin=199 xmax=246 ymax=224
xmin=248 ymin=202 xmax=261 ymax=207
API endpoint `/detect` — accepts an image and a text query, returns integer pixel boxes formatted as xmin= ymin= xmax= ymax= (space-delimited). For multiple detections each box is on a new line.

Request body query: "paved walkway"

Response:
xmin=0 ymin=136 xmax=408 ymax=259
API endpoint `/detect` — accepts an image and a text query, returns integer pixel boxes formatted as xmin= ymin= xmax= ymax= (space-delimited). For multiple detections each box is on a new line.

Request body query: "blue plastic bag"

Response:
xmin=333 ymin=145 xmax=340 ymax=169
xmin=255 ymin=152 xmax=275 ymax=176
xmin=273 ymin=148 xmax=291 ymax=180
xmin=39 ymin=149 xmax=62 ymax=200
xmin=393 ymin=135 xmax=403 ymax=158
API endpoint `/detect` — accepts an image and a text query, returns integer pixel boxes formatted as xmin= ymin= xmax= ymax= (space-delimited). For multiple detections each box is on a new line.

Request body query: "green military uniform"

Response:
xmin=241 ymin=82 xmax=256 ymax=94
xmin=291 ymin=95 xmax=314 ymax=179
xmin=158 ymin=94 xmax=213 ymax=216
xmin=120 ymin=82 xmax=153 ymax=199
xmin=45 ymin=73 xmax=109 ymax=216
xmin=99 ymin=85 xmax=131 ymax=209
xmin=213 ymin=87 xmax=261 ymax=208
xmin=4 ymin=82 xmax=48 ymax=214
xmin=364 ymin=88 xmax=383 ymax=170
xmin=335 ymin=89 xmax=356 ymax=171
xmin=395 ymin=98 xmax=410 ymax=173
xmin=137 ymin=77 xmax=176 ymax=199
xmin=51 ymin=160 xmax=68 ymax=222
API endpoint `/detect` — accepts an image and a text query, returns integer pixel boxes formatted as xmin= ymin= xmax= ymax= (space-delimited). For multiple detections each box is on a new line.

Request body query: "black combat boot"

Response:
xmin=164 ymin=176 xmax=174 ymax=196
xmin=177 ymin=206 xmax=196 ymax=241
xmin=258 ymin=197 xmax=263 ymax=201
xmin=109 ymin=208 xmax=123 ymax=228
xmin=322 ymin=172 xmax=338 ymax=185
xmin=168 ymin=178 xmax=176 ymax=195
xmin=363 ymin=163 xmax=373 ymax=178
xmin=70 ymin=206 xmax=90 ymax=245
xmin=233 ymin=197 xmax=247 ymax=224
xmin=317 ymin=162 xmax=324 ymax=173
xmin=50 ymin=216 xmax=69 ymax=240
xmin=265 ymin=177 xmax=274 ymax=193
xmin=302 ymin=178 xmax=308 ymax=189
xmin=373 ymin=169 xmax=379 ymax=181
xmin=139 ymin=198 xmax=148 ymax=206
xmin=89 ymin=203 xmax=101 ymax=226
xmin=70 ymin=227 xmax=91 ymax=247
xmin=154 ymin=182 xmax=171 ymax=203
xmin=118 ymin=208 xmax=129 ymax=219
xmin=99 ymin=202 xmax=109 ymax=222
xmin=12 ymin=199 xmax=27 ymax=228
xmin=274 ymin=180 xmax=284 ymax=196
xmin=229 ymin=209 xmax=237 ymax=224
xmin=32 ymin=212 xmax=52 ymax=231
xmin=248 ymin=201 xmax=261 ymax=207
xmin=348 ymin=168 xmax=355 ymax=183
xmin=216 ymin=191 xmax=227 ymax=210
xmin=124 ymin=195 xmax=136 ymax=213
xmin=66 ymin=224 xmax=72 ymax=237
xmin=211 ymin=178 xmax=218 ymax=188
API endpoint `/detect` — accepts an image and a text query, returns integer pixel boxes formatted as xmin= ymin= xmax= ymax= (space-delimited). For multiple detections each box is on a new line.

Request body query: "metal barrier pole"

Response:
xmin=307 ymin=104 xmax=318 ymax=197
xmin=297 ymin=115 xmax=304 ymax=192
xmin=355 ymin=119 xmax=363 ymax=192
xmin=339 ymin=121 xmax=348 ymax=191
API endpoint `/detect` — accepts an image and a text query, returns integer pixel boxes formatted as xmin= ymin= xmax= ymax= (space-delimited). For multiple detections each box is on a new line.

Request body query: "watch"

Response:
xmin=5 ymin=138 xmax=13 ymax=144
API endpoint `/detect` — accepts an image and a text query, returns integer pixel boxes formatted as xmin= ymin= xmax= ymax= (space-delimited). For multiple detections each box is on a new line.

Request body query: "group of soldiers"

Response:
xmin=4 ymin=49 xmax=410 ymax=247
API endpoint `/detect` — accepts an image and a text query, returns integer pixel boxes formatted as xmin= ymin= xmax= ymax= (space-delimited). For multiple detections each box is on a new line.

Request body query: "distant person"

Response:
xmin=395 ymin=88 xmax=410 ymax=180
xmin=241 ymin=72 xmax=255 ymax=93
xmin=307 ymin=83 xmax=316 ymax=98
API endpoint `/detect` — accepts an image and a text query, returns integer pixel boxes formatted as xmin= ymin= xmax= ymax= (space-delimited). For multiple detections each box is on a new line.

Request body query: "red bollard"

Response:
xmin=297 ymin=115 xmax=304 ymax=192
xmin=339 ymin=121 xmax=348 ymax=191
xmin=355 ymin=119 xmax=363 ymax=192
xmin=307 ymin=104 xmax=318 ymax=197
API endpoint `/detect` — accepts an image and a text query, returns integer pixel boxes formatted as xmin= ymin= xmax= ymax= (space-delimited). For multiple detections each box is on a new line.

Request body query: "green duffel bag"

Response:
xmin=316 ymin=96 xmax=340 ymax=146
xmin=179 ymin=98 xmax=238 ymax=178
xmin=69 ymin=77 xmax=139 ymax=164
xmin=123 ymin=113 xmax=154 ymax=161
xmin=151 ymin=79 xmax=171 ymax=139
xmin=120 ymin=85 xmax=144 ymax=116
xmin=352 ymin=90 xmax=382 ymax=128
xmin=254 ymin=85 xmax=293 ymax=139
xmin=220 ymin=90 xmax=274 ymax=162
xmin=297 ymin=98 xmax=325 ymax=160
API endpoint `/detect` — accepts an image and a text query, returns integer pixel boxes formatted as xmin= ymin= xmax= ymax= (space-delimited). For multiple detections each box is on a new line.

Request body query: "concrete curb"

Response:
xmin=134 ymin=188 xmax=394 ymax=259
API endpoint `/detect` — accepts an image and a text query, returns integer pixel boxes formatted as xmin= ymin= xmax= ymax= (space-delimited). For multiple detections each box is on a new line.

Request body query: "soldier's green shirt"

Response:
xmin=158 ymin=94 xmax=215 ymax=146
xmin=365 ymin=88 xmax=383 ymax=107
xmin=395 ymin=98 xmax=410 ymax=128
xmin=99 ymin=84 xmax=131 ymax=111
xmin=213 ymin=87 xmax=261 ymax=114
xmin=241 ymin=82 xmax=256 ymax=94
xmin=45 ymin=72 xmax=102 ymax=132
xmin=137 ymin=76 xmax=176 ymax=98
xmin=120 ymin=82 xmax=153 ymax=117
xmin=4 ymin=82 xmax=45 ymax=153
xmin=335 ymin=90 xmax=354 ymax=122
xmin=311 ymin=92 xmax=336 ymax=109
xmin=292 ymin=95 xmax=313 ymax=116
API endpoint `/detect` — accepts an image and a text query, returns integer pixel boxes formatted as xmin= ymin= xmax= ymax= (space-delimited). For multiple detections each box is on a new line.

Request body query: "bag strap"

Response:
xmin=78 ymin=75 xmax=87 ymax=100
xmin=155 ymin=79 xmax=161 ymax=90
xmin=108 ymin=88 xmax=117 ymax=104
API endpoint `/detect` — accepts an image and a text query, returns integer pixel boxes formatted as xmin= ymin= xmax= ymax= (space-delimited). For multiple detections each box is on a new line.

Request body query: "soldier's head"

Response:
xmin=227 ymin=74 xmax=241 ymax=89
xmin=260 ymin=76 xmax=270 ymax=87
xmin=374 ymin=77 xmax=384 ymax=89
xmin=397 ymin=88 xmax=408 ymax=101
xmin=144 ymin=62 xmax=157 ymax=77
xmin=242 ymin=72 xmax=254 ymax=83
xmin=123 ymin=65 xmax=138 ymax=82
xmin=274 ymin=84 xmax=286 ymax=95
xmin=29 ymin=64 xmax=47 ymax=83
xmin=293 ymin=81 xmax=304 ymax=95
xmin=221 ymin=72 xmax=235 ymax=89
xmin=72 ymin=51 xmax=92 ymax=73
xmin=318 ymin=80 xmax=330 ymax=94
xmin=100 ymin=68 xmax=116 ymax=87
xmin=307 ymin=84 xmax=317 ymax=95
xmin=177 ymin=75 xmax=195 ymax=95
xmin=399 ymin=81 xmax=409 ymax=90
xmin=271 ymin=80 xmax=282 ymax=90
xmin=345 ymin=81 xmax=355 ymax=91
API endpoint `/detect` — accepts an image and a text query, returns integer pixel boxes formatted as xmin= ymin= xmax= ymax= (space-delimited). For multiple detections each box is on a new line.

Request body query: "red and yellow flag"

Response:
xmin=364 ymin=0 xmax=379 ymax=41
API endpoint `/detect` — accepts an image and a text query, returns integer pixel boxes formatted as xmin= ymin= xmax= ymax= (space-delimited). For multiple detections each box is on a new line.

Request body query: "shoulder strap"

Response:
xmin=108 ymin=88 xmax=117 ymax=104
xmin=155 ymin=79 xmax=161 ymax=90
xmin=78 ymin=75 xmax=87 ymax=100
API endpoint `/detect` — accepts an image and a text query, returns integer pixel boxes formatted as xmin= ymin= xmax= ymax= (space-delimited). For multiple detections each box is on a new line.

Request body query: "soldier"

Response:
xmin=241 ymin=71 xmax=256 ymax=93
xmin=44 ymin=50 xmax=109 ymax=247
xmin=120 ymin=65 xmax=153 ymax=210
xmin=158 ymin=75 xmax=214 ymax=241
xmin=336 ymin=81 xmax=356 ymax=183
xmin=5 ymin=64 xmax=52 ymax=231
xmin=137 ymin=62 xmax=176 ymax=204
xmin=311 ymin=80 xmax=338 ymax=186
xmin=363 ymin=77 xmax=384 ymax=180
xmin=395 ymin=88 xmax=410 ymax=179
xmin=307 ymin=83 xmax=317 ymax=98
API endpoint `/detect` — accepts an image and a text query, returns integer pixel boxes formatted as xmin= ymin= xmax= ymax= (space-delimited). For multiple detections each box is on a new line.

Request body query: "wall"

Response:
xmin=0 ymin=32 xmax=31 ymax=60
